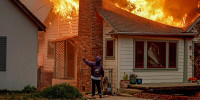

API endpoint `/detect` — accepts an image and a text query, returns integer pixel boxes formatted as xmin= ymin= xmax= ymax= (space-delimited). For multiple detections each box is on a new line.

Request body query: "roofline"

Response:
xmin=98 ymin=10 xmax=117 ymax=32
xmin=107 ymin=32 xmax=197 ymax=38
xmin=10 ymin=0 xmax=46 ymax=31
xmin=186 ymin=15 xmax=200 ymax=32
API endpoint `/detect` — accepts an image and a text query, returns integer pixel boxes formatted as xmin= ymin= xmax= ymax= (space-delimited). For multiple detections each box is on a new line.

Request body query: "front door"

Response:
xmin=194 ymin=43 xmax=200 ymax=79
xmin=64 ymin=41 xmax=75 ymax=79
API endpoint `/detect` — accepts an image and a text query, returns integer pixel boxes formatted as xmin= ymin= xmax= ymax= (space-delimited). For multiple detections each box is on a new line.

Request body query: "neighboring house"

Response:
xmin=0 ymin=0 xmax=45 ymax=90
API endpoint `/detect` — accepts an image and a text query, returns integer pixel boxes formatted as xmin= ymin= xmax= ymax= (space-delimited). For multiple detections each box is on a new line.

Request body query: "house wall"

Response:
xmin=38 ymin=12 xmax=78 ymax=88
xmin=103 ymin=21 xmax=118 ymax=91
xmin=103 ymin=21 xmax=194 ymax=89
xmin=117 ymin=36 xmax=193 ymax=88
xmin=0 ymin=0 xmax=38 ymax=90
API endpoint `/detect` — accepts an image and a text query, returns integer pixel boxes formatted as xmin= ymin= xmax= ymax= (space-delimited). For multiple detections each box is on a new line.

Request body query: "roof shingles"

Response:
xmin=98 ymin=9 xmax=184 ymax=33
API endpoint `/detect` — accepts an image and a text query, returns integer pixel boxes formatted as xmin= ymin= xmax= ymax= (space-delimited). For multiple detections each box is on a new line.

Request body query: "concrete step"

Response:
xmin=119 ymin=88 xmax=144 ymax=95
xmin=116 ymin=92 xmax=133 ymax=97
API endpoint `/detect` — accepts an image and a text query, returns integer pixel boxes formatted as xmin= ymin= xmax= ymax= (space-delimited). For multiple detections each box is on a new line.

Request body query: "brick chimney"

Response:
xmin=77 ymin=0 xmax=103 ymax=91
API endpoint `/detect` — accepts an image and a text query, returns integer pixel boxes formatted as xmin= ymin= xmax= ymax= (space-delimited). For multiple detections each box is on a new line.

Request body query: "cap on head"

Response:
xmin=96 ymin=56 xmax=101 ymax=62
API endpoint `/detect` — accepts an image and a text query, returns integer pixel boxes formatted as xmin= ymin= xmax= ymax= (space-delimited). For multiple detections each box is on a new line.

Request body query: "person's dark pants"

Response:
xmin=92 ymin=79 xmax=102 ymax=96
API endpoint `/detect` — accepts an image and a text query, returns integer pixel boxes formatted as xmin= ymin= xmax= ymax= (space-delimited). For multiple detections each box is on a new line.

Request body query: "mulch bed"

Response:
xmin=133 ymin=92 xmax=200 ymax=100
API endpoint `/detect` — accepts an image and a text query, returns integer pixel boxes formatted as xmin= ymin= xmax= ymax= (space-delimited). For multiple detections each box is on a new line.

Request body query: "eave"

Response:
xmin=107 ymin=32 xmax=197 ymax=38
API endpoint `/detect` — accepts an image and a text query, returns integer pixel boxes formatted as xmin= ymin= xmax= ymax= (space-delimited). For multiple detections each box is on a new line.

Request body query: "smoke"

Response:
xmin=108 ymin=0 xmax=200 ymax=23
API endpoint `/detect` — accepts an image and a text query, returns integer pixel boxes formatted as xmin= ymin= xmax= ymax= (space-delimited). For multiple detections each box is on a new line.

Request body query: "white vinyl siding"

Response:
xmin=118 ymin=36 xmax=192 ymax=87
xmin=103 ymin=21 xmax=118 ymax=91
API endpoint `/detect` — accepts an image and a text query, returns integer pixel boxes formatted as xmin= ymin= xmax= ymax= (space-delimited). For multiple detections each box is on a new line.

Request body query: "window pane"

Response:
xmin=106 ymin=40 xmax=113 ymax=56
xmin=135 ymin=41 xmax=144 ymax=68
xmin=147 ymin=42 xmax=166 ymax=68
xmin=47 ymin=41 xmax=55 ymax=58
xmin=169 ymin=43 xmax=177 ymax=68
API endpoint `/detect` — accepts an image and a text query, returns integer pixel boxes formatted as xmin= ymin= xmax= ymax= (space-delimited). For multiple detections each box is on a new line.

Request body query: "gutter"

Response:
xmin=106 ymin=32 xmax=197 ymax=38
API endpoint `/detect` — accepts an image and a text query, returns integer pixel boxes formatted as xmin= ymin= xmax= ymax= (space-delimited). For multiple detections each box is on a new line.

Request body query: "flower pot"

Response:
xmin=137 ymin=78 xmax=142 ymax=84
xmin=120 ymin=80 xmax=129 ymax=88
xmin=130 ymin=77 xmax=137 ymax=84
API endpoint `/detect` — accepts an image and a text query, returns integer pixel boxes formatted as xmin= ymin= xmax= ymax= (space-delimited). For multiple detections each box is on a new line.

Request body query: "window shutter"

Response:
xmin=0 ymin=36 xmax=6 ymax=71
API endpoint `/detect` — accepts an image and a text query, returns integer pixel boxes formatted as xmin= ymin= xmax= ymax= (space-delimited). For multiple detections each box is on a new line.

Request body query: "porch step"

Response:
xmin=128 ymin=82 xmax=200 ymax=91
xmin=118 ymin=88 xmax=144 ymax=95
xmin=116 ymin=92 xmax=133 ymax=97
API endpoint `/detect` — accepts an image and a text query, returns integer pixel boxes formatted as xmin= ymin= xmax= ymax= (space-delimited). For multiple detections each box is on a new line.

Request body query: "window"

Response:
xmin=106 ymin=39 xmax=115 ymax=60
xmin=135 ymin=41 xmax=144 ymax=68
xmin=134 ymin=40 xmax=177 ymax=69
xmin=47 ymin=41 xmax=55 ymax=58
xmin=147 ymin=42 xmax=166 ymax=68
xmin=0 ymin=36 xmax=6 ymax=71
xmin=169 ymin=43 xmax=177 ymax=68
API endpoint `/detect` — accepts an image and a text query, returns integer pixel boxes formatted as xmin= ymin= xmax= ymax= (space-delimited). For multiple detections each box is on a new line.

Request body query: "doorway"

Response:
xmin=64 ymin=41 xmax=75 ymax=79
xmin=54 ymin=40 xmax=75 ymax=79
xmin=194 ymin=43 xmax=200 ymax=79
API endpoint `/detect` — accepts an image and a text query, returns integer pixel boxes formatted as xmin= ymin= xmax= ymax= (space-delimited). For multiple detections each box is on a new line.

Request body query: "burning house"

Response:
xmin=0 ymin=0 xmax=200 ymax=91
xmin=37 ymin=0 xmax=200 ymax=92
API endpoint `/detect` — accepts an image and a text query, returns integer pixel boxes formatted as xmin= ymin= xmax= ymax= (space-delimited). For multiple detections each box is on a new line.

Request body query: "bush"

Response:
xmin=22 ymin=85 xmax=37 ymax=93
xmin=40 ymin=84 xmax=83 ymax=99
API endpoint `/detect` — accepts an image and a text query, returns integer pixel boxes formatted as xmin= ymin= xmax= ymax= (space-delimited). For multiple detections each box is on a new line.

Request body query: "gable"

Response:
xmin=11 ymin=0 xmax=46 ymax=31
xmin=190 ymin=21 xmax=200 ymax=33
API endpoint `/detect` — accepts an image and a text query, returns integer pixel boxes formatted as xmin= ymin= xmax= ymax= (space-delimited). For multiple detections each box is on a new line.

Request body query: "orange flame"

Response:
xmin=115 ymin=0 xmax=186 ymax=27
xmin=182 ymin=14 xmax=187 ymax=27
xmin=50 ymin=0 xmax=79 ymax=19
xmin=198 ymin=1 xmax=200 ymax=8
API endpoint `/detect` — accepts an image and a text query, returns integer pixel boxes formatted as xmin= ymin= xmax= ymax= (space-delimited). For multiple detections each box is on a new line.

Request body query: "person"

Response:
xmin=83 ymin=56 xmax=104 ymax=99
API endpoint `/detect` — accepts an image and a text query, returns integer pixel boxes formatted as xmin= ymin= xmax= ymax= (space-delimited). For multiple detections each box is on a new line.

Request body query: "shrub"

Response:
xmin=40 ymin=84 xmax=83 ymax=99
xmin=22 ymin=85 xmax=37 ymax=93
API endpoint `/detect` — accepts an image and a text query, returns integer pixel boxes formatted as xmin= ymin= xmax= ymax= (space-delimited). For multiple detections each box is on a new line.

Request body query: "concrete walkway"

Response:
xmin=96 ymin=96 xmax=152 ymax=100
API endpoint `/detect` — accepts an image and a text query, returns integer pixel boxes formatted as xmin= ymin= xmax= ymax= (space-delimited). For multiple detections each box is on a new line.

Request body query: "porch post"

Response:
xmin=183 ymin=38 xmax=188 ymax=83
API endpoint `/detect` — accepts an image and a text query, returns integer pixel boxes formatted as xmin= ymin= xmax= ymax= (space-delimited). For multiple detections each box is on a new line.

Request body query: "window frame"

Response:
xmin=133 ymin=39 xmax=178 ymax=71
xmin=47 ymin=40 xmax=55 ymax=58
xmin=105 ymin=38 xmax=115 ymax=60
xmin=0 ymin=36 xmax=7 ymax=71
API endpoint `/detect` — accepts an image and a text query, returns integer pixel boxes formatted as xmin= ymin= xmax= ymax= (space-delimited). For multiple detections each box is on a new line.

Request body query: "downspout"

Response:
xmin=117 ymin=38 xmax=119 ymax=90
xmin=183 ymin=38 xmax=188 ymax=83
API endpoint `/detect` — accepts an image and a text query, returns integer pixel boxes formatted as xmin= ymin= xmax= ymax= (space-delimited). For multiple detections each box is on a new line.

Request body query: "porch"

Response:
xmin=128 ymin=82 xmax=200 ymax=91
xmin=118 ymin=82 xmax=200 ymax=99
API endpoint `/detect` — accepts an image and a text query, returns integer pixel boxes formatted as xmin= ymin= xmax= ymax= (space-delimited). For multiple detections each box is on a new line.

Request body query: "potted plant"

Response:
xmin=129 ymin=74 xmax=138 ymax=84
xmin=120 ymin=72 xmax=129 ymax=88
